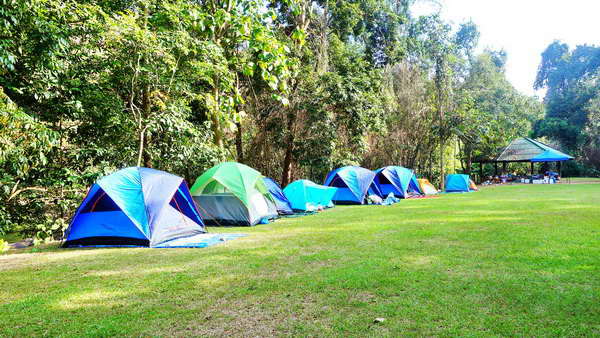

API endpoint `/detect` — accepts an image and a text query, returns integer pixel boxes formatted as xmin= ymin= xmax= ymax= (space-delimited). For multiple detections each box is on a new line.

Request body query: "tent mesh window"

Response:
xmin=377 ymin=173 xmax=393 ymax=185
xmin=80 ymin=188 xmax=121 ymax=213
xmin=201 ymin=180 xmax=231 ymax=195
xmin=328 ymin=175 xmax=348 ymax=188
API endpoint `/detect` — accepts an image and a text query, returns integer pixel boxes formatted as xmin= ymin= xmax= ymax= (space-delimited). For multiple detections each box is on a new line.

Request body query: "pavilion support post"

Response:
xmin=530 ymin=161 xmax=534 ymax=184
xmin=479 ymin=162 xmax=484 ymax=184
xmin=502 ymin=162 xmax=507 ymax=175
xmin=557 ymin=161 xmax=562 ymax=181
xmin=494 ymin=162 xmax=498 ymax=177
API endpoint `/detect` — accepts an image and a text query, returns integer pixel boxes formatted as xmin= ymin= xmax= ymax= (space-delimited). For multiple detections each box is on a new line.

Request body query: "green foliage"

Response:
xmin=0 ymin=88 xmax=59 ymax=235
xmin=457 ymin=52 xmax=543 ymax=171
xmin=0 ymin=0 xmax=547 ymax=240
xmin=534 ymin=41 xmax=600 ymax=172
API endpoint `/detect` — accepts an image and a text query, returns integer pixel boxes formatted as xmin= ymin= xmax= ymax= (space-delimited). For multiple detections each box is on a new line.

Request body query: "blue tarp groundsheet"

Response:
xmin=63 ymin=167 xmax=206 ymax=248
xmin=263 ymin=177 xmax=294 ymax=215
xmin=154 ymin=233 xmax=246 ymax=248
xmin=324 ymin=166 xmax=381 ymax=204
xmin=445 ymin=174 xmax=473 ymax=193
xmin=283 ymin=180 xmax=337 ymax=212
xmin=374 ymin=166 xmax=422 ymax=198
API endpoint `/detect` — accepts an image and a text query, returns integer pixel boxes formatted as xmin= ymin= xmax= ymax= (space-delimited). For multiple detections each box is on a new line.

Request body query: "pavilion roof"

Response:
xmin=495 ymin=137 xmax=573 ymax=162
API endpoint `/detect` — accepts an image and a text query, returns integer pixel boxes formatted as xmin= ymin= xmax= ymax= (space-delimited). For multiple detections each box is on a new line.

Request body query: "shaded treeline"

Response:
xmin=0 ymin=0 xmax=540 ymax=240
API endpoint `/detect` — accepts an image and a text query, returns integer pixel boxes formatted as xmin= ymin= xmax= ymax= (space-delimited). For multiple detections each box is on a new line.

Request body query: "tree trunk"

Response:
xmin=140 ymin=86 xmax=152 ymax=168
xmin=281 ymin=114 xmax=296 ymax=187
xmin=439 ymin=139 xmax=444 ymax=188
xmin=143 ymin=133 xmax=152 ymax=168
xmin=435 ymin=56 xmax=446 ymax=188
xmin=137 ymin=128 xmax=145 ymax=167
xmin=464 ymin=143 xmax=472 ymax=174
xmin=282 ymin=145 xmax=293 ymax=187
xmin=428 ymin=150 xmax=433 ymax=181
xmin=210 ymin=115 xmax=223 ymax=148
xmin=235 ymin=122 xmax=243 ymax=162
xmin=438 ymin=107 xmax=444 ymax=187
xmin=466 ymin=152 xmax=472 ymax=174
xmin=210 ymin=83 xmax=224 ymax=149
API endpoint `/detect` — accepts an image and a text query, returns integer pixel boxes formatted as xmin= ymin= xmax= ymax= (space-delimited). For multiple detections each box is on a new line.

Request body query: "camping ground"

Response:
xmin=1 ymin=184 xmax=599 ymax=336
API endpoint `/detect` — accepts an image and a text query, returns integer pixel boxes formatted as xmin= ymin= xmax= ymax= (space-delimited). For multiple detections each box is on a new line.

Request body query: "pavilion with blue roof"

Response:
xmin=475 ymin=137 xmax=573 ymax=183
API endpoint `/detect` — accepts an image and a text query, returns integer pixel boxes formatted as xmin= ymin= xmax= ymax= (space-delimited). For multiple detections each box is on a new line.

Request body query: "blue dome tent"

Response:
xmin=283 ymin=180 xmax=337 ymax=212
xmin=63 ymin=167 xmax=206 ymax=247
xmin=263 ymin=177 xmax=294 ymax=215
xmin=445 ymin=174 xmax=474 ymax=193
xmin=374 ymin=166 xmax=422 ymax=198
xmin=324 ymin=166 xmax=381 ymax=204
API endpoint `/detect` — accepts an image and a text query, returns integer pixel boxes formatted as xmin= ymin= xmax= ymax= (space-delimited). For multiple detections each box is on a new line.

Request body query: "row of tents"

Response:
xmin=63 ymin=163 xmax=476 ymax=248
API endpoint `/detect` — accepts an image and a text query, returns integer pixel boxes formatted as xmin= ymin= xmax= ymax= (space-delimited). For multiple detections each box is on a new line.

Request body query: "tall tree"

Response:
xmin=534 ymin=41 xmax=600 ymax=171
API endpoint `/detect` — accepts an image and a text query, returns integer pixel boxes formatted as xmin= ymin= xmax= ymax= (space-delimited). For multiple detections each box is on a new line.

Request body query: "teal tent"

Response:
xmin=283 ymin=180 xmax=337 ymax=212
xmin=445 ymin=174 xmax=474 ymax=193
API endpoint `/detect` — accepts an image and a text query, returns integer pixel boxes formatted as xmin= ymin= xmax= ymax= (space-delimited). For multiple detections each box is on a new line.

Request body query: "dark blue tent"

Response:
xmin=445 ymin=174 xmax=473 ymax=193
xmin=263 ymin=177 xmax=294 ymax=215
xmin=283 ymin=180 xmax=337 ymax=212
xmin=324 ymin=166 xmax=381 ymax=204
xmin=374 ymin=166 xmax=422 ymax=198
xmin=64 ymin=167 xmax=206 ymax=247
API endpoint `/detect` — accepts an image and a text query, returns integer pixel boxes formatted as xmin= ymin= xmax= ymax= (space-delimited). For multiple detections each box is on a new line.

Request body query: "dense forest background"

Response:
xmin=0 ymin=0 xmax=598 ymax=241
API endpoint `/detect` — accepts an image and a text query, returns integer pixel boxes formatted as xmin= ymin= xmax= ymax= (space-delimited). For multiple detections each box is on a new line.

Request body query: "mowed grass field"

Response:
xmin=1 ymin=184 xmax=599 ymax=336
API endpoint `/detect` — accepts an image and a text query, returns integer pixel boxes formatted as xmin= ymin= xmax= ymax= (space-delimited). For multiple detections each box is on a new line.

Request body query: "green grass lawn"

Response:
xmin=1 ymin=184 xmax=599 ymax=336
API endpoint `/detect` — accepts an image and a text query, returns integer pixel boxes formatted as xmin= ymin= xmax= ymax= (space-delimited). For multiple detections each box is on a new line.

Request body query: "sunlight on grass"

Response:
xmin=55 ymin=290 xmax=130 ymax=310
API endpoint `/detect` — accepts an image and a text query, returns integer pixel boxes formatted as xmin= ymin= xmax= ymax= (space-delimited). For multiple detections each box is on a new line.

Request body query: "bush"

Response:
xmin=561 ymin=161 xmax=600 ymax=178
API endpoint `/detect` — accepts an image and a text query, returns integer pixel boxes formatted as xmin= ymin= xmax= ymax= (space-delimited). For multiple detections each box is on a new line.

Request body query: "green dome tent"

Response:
xmin=190 ymin=162 xmax=278 ymax=226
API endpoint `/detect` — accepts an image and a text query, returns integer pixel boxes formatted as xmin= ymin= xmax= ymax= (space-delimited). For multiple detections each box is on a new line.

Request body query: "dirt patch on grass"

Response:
xmin=167 ymin=294 xmax=330 ymax=337
xmin=349 ymin=291 xmax=377 ymax=304
xmin=420 ymin=237 xmax=461 ymax=248
xmin=402 ymin=255 xmax=437 ymax=266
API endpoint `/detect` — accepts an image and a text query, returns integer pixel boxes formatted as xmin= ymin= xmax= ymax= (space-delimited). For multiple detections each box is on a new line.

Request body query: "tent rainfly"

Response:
xmin=324 ymin=166 xmax=381 ymax=204
xmin=263 ymin=177 xmax=294 ymax=215
xmin=374 ymin=166 xmax=422 ymax=198
xmin=190 ymin=162 xmax=278 ymax=226
xmin=283 ymin=179 xmax=337 ymax=212
xmin=63 ymin=167 xmax=206 ymax=248
xmin=417 ymin=179 xmax=438 ymax=195
xmin=445 ymin=174 xmax=475 ymax=193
